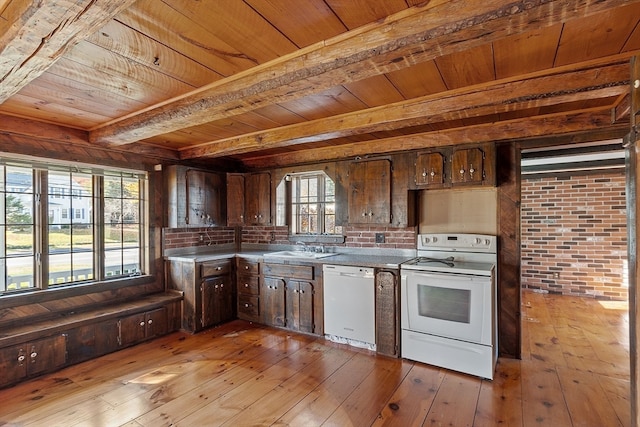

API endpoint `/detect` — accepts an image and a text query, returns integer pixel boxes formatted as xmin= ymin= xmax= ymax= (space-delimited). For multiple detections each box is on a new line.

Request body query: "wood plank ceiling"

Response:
xmin=0 ymin=0 xmax=639 ymax=169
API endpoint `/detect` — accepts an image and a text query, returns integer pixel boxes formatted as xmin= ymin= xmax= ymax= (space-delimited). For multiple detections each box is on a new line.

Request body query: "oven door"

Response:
xmin=401 ymin=269 xmax=493 ymax=345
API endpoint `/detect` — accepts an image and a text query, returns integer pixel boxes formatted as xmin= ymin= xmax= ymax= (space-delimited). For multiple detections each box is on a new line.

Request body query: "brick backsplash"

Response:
xmin=344 ymin=226 xmax=417 ymax=249
xmin=163 ymin=226 xmax=236 ymax=249
xmin=164 ymin=224 xmax=416 ymax=250
xmin=521 ymin=172 xmax=627 ymax=300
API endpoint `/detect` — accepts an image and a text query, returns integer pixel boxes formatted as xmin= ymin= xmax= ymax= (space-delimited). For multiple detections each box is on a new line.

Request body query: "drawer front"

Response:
xmin=237 ymin=258 xmax=259 ymax=275
xmin=238 ymin=294 xmax=260 ymax=318
xmin=263 ymin=263 xmax=314 ymax=280
xmin=237 ymin=274 xmax=259 ymax=295
xmin=201 ymin=260 xmax=232 ymax=277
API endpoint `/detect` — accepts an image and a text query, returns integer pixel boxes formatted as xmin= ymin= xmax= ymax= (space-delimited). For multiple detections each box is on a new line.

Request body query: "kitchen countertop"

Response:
xmin=164 ymin=245 xmax=416 ymax=269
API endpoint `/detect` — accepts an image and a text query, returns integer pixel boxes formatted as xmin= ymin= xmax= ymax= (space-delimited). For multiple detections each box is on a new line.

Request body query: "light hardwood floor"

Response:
xmin=0 ymin=290 xmax=629 ymax=426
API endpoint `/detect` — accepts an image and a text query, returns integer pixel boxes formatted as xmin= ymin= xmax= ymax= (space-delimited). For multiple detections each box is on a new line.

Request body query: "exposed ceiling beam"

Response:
xmin=0 ymin=0 xmax=137 ymax=103
xmin=89 ymin=0 xmax=638 ymax=146
xmin=179 ymin=62 xmax=630 ymax=159
xmin=240 ymin=109 xmax=623 ymax=168
xmin=0 ymin=113 xmax=179 ymax=161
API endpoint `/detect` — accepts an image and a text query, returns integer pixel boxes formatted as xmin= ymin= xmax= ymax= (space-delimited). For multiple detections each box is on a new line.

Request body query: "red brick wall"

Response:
xmin=343 ymin=226 xmax=416 ymax=249
xmin=521 ymin=172 xmax=627 ymax=300
xmin=163 ymin=227 xmax=236 ymax=249
xmin=164 ymin=224 xmax=416 ymax=250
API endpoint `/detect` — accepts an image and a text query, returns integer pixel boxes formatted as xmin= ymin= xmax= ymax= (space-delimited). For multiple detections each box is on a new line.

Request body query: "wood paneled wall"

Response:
xmin=497 ymin=142 xmax=521 ymax=358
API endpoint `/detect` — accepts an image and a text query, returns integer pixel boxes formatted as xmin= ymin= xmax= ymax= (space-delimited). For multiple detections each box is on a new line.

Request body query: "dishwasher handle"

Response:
xmin=323 ymin=264 xmax=374 ymax=278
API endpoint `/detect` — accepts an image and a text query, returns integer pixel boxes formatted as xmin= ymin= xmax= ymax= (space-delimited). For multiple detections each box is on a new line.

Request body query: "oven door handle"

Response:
xmin=406 ymin=272 xmax=478 ymax=281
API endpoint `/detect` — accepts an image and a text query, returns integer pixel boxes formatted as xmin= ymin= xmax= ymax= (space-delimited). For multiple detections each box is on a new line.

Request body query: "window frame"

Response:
xmin=0 ymin=156 xmax=149 ymax=295
xmin=288 ymin=171 xmax=337 ymax=236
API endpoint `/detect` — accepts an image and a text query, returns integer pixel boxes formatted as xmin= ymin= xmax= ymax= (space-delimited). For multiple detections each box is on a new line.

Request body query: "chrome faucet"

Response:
xmin=296 ymin=241 xmax=308 ymax=252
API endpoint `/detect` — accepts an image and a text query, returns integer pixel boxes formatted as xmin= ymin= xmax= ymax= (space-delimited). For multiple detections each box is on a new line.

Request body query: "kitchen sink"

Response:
xmin=264 ymin=250 xmax=338 ymax=259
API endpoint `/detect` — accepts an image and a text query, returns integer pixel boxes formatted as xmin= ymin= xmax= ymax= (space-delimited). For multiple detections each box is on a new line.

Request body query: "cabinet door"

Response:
xmin=186 ymin=169 xmax=224 ymax=226
xmin=348 ymin=161 xmax=368 ymax=223
xmin=286 ymin=280 xmax=314 ymax=333
xmin=416 ymin=152 xmax=447 ymax=187
xmin=245 ymin=172 xmax=271 ymax=225
xmin=227 ymin=173 xmax=245 ymax=226
xmin=27 ymin=335 xmax=67 ymax=376
xmin=263 ymin=277 xmax=285 ymax=327
xmin=0 ymin=345 xmax=28 ymax=386
xmin=375 ymin=270 xmax=399 ymax=357
xmin=366 ymin=159 xmax=391 ymax=224
xmin=348 ymin=160 xmax=391 ymax=224
xmin=145 ymin=308 xmax=168 ymax=339
xmin=118 ymin=312 xmax=146 ymax=347
xmin=452 ymin=147 xmax=484 ymax=185
xmin=202 ymin=277 xmax=220 ymax=328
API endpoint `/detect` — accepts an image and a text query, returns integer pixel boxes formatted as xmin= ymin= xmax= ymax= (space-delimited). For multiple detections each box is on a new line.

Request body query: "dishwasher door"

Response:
xmin=323 ymin=264 xmax=375 ymax=347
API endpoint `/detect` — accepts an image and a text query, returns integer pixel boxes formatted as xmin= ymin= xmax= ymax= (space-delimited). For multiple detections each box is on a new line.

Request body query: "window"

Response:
xmin=289 ymin=172 xmax=336 ymax=235
xmin=0 ymin=157 xmax=147 ymax=293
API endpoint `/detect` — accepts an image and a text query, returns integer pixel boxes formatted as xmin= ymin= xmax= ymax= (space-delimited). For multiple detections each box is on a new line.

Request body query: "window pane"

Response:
xmin=48 ymin=172 xmax=94 ymax=286
xmin=289 ymin=172 xmax=337 ymax=236
xmin=103 ymin=175 xmax=143 ymax=278
xmin=7 ymin=256 xmax=34 ymax=291
xmin=1 ymin=166 xmax=36 ymax=292
xmin=49 ymin=253 xmax=71 ymax=285
xmin=72 ymin=224 xmax=94 ymax=252
xmin=6 ymin=225 xmax=33 ymax=256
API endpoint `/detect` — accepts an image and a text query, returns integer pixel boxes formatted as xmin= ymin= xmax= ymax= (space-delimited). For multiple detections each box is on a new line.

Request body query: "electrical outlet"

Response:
xmin=199 ymin=234 xmax=204 ymax=242
xmin=375 ymin=233 xmax=385 ymax=243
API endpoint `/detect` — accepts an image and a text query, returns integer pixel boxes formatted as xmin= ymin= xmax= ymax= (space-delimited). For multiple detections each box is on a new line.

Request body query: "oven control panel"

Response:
xmin=418 ymin=233 xmax=497 ymax=252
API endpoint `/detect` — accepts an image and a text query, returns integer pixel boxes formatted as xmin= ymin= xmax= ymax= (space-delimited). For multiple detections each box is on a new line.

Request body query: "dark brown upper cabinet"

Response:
xmin=348 ymin=159 xmax=391 ymax=225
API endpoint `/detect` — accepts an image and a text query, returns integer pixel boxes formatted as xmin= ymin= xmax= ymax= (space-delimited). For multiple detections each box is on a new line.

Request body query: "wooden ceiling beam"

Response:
xmin=89 ymin=0 xmax=638 ymax=146
xmin=179 ymin=62 xmax=629 ymax=159
xmin=0 ymin=113 xmax=179 ymax=161
xmin=0 ymin=0 xmax=137 ymax=103
xmin=240 ymin=109 xmax=622 ymax=169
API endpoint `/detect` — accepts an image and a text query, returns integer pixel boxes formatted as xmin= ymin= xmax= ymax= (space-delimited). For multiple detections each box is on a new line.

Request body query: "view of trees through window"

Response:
xmin=291 ymin=172 xmax=336 ymax=235
xmin=0 ymin=161 xmax=146 ymax=293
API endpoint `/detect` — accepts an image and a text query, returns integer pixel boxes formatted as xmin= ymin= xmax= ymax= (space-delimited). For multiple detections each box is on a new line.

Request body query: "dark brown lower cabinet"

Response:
xmin=118 ymin=307 xmax=168 ymax=347
xmin=201 ymin=276 xmax=235 ymax=328
xmin=0 ymin=334 xmax=67 ymax=388
xmin=66 ymin=320 xmax=120 ymax=365
xmin=262 ymin=277 xmax=286 ymax=327
xmin=285 ymin=280 xmax=314 ymax=333
xmin=375 ymin=269 xmax=399 ymax=357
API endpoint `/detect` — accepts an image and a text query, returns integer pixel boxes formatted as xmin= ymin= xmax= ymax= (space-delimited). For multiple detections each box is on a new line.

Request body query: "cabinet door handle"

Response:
xmin=216 ymin=266 xmax=222 ymax=271
xmin=244 ymin=303 xmax=250 ymax=308
xmin=244 ymin=283 xmax=249 ymax=287
xmin=139 ymin=321 xmax=145 ymax=327
xmin=30 ymin=351 xmax=38 ymax=361
xmin=17 ymin=354 xmax=25 ymax=365
xmin=245 ymin=266 xmax=250 ymax=270
xmin=148 ymin=319 xmax=153 ymax=325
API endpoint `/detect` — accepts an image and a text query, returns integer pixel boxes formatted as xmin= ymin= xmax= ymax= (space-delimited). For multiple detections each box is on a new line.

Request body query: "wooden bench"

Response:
xmin=0 ymin=291 xmax=183 ymax=388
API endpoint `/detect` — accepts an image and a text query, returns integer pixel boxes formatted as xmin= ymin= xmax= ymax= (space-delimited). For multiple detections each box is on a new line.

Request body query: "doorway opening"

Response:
xmin=519 ymin=141 xmax=630 ymax=421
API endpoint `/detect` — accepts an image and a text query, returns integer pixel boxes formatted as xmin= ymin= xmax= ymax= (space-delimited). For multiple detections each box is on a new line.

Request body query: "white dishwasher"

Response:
xmin=323 ymin=264 xmax=376 ymax=350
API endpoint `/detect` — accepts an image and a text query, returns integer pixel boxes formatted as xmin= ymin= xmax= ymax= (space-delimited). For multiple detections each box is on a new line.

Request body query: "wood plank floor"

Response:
xmin=0 ymin=290 xmax=629 ymax=426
